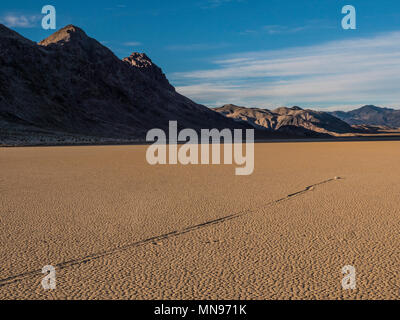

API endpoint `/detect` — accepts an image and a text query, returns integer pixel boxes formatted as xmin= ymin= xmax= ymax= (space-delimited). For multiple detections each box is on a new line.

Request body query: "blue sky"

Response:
xmin=1 ymin=0 xmax=400 ymax=110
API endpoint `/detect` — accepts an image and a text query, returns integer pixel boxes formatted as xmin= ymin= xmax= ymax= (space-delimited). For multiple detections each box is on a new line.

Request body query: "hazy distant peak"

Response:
xmin=217 ymin=104 xmax=247 ymax=111
xmin=329 ymin=105 xmax=400 ymax=127
xmin=357 ymin=105 xmax=393 ymax=112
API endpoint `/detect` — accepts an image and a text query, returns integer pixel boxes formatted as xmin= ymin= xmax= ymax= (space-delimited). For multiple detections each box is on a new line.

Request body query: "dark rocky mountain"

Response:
xmin=214 ymin=104 xmax=354 ymax=136
xmin=3 ymin=24 xmax=397 ymax=146
xmin=0 ymin=24 xmax=250 ymax=145
xmin=329 ymin=105 xmax=400 ymax=128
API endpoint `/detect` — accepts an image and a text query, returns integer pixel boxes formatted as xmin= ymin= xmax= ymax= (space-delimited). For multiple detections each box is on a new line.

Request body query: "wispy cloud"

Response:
xmin=122 ymin=41 xmax=142 ymax=46
xmin=240 ymin=21 xmax=335 ymax=36
xmin=239 ymin=26 xmax=306 ymax=36
xmin=172 ymin=31 xmax=400 ymax=109
xmin=0 ymin=13 xmax=41 ymax=28
xmin=105 ymin=4 xmax=128 ymax=10
xmin=201 ymin=0 xmax=244 ymax=9
xmin=262 ymin=25 xmax=309 ymax=35
xmin=166 ymin=43 xmax=230 ymax=51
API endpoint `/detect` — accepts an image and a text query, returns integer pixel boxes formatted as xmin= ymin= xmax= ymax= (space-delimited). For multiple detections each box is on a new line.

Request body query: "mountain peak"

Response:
xmin=60 ymin=24 xmax=85 ymax=33
xmin=272 ymin=106 xmax=302 ymax=114
xmin=123 ymin=52 xmax=175 ymax=91
xmin=123 ymin=52 xmax=154 ymax=68
xmin=38 ymin=25 xmax=89 ymax=46
xmin=37 ymin=24 xmax=118 ymax=61
xmin=357 ymin=105 xmax=386 ymax=112
xmin=219 ymin=104 xmax=244 ymax=109
xmin=330 ymin=105 xmax=400 ymax=127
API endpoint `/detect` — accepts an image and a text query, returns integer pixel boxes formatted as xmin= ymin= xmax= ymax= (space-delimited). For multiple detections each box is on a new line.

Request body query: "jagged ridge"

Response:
xmin=214 ymin=104 xmax=354 ymax=136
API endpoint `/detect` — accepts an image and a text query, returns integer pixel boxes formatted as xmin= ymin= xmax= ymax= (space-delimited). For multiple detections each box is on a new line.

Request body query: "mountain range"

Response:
xmin=1 ymin=24 xmax=399 ymax=146
xmin=329 ymin=105 xmax=400 ymax=128
xmin=214 ymin=104 xmax=354 ymax=136
xmin=0 ymin=24 xmax=249 ymax=145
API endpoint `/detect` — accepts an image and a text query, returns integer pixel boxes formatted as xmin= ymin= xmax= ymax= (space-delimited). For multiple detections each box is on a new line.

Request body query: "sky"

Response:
xmin=1 ymin=0 xmax=400 ymax=110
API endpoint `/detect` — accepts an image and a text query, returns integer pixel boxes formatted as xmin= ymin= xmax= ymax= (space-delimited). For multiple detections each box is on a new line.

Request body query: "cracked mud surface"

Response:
xmin=1 ymin=142 xmax=400 ymax=299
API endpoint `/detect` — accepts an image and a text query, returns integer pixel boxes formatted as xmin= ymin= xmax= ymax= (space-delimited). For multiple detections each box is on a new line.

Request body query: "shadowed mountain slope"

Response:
xmin=0 ymin=24 xmax=250 ymax=144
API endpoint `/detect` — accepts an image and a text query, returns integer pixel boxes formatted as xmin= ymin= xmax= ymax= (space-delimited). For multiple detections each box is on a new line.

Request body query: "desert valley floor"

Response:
xmin=1 ymin=141 xmax=400 ymax=299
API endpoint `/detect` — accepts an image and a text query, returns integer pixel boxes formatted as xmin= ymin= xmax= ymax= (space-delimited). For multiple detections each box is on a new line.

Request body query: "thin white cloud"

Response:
xmin=105 ymin=4 xmax=128 ymax=10
xmin=0 ymin=13 xmax=41 ymax=28
xmin=166 ymin=43 xmax=230 ymax=51
xmin=262 ymin=25 xmax=309 ymax=35
xmin=122 ymin=41 xmax=142 ymax=46
xmin=173 ymin=31 xmax=400 ymax=109
xmin=240 ymin=21 xmax=335 ymax=36
xmin=201 ymin=0 xmax=244 ymax=9
xmin=313 ymin=105 xmax=369 ymax=112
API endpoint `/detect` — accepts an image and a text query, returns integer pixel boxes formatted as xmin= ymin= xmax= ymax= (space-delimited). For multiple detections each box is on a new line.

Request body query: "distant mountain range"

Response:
xmin=1 ymin=24 xmax=399 ymax=146
xmin=329 ymin=105 xmax=400 ymax=128
xmin=214 ymin=104 xmax=355 ymax=136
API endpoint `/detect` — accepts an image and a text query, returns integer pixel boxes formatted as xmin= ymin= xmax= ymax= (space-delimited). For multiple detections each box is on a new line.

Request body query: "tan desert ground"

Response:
xmin=1 ymin=141 xmax=400 ymax=300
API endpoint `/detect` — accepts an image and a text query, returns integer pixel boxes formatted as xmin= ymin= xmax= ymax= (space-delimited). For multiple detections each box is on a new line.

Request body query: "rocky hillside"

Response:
xmin=330 ymin=105 xmax=400 ymax=128
xmin=0 ymin=24 xmax=249 ymax=145
xmin=214 ymin=104 xmax=354 ymax=136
